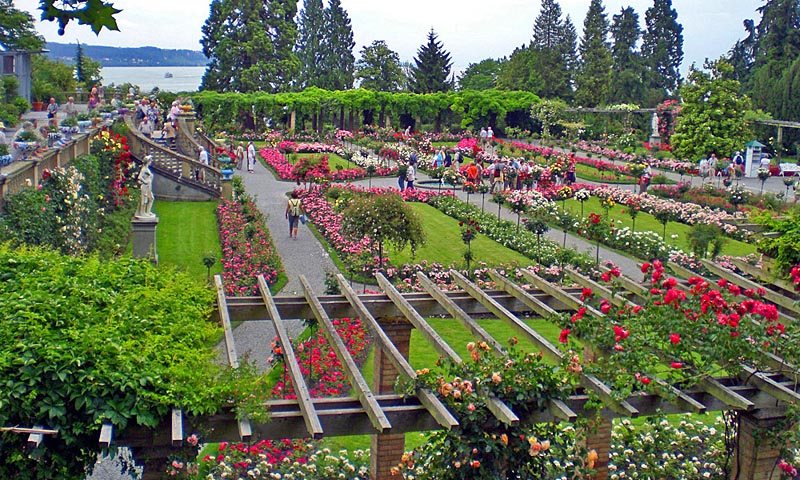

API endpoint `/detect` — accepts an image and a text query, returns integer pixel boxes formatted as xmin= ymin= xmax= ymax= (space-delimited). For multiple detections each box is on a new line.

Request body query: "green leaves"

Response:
xmin=40 ymin=0 xmax=121 ymax=36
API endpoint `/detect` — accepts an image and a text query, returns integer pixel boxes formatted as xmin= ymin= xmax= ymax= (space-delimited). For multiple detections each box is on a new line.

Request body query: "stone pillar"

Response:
xmin=371 ymin=320 xmax=412 ymax=480
xmin=131 ymin=216 xmax=159 ymax=265
xmin=584 ymin=418 xmax=612 ymax=480
xmin=731 ymin=413 xmax=782 ymax=480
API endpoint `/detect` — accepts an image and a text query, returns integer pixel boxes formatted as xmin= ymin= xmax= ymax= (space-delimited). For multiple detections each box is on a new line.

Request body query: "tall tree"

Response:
xmin=671 ymin=60 xmax=753 ymax=160
xmin=609 ymin=6 xmax=645 ymax=103
xmin=200 ymin=0 xmax=299 ymax=93
xmin=530 ymin=0 xmax=576 ymax=99
xmin=74 ymin=41 xmax=85 ymax=83
xmin=458 ymin=58 xmax=503 ymax=91
xmin=727 ymin=19 xmax=757 ymax=83
xmin=295 ymin=0 xmax=326 ymax=90
xmin=575 ymin=0 xmax=612 ymax=106
xmin=409 ymin=29 xmax=453 ymax=94
xmin=496 ymin=47 xmax=543 ymax=92
xmin=318 ymin=0 xmax=356 ymax=90
xmin=641 ymin=0 xmax=684 ymax=105
xmin=355 ymin=40 xmax=405 ymax=91
xmin=0 ymin=0 xmax=44 ymax=50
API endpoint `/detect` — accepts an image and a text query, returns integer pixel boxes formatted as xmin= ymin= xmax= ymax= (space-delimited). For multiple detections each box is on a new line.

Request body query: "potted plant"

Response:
xmin=76 ymin=112 xmax=92 ymax=131
xmin=0 ymin=143 xmax=11 ymax=166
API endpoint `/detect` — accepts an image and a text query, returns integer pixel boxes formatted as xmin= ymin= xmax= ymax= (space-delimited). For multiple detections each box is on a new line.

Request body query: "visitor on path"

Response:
xmin=285 ymin=190 xmax=304 ymax=240
xmin=247 ymin=141 xmax=256 ymax=173
xmin=87 ymin=94 xmax=98 ymax=110
xmin=236 ymin=142 xmax=245 ymax=170
xmin=197 ymin=146 xmax=208 ymax=181
xmin=466 ymin=160 xmax=479 ymax=187
xmin=707 ymin=153 xmax=718 ymax=177
xmin=760 ymin=153 xmax=771 ymax=170
xmin=490 ymin=158 xmax=505 ymax=193
xmin=162 ymin=122 xmax=176 ymax=149
xmin=46 ymin=98 xmax=58 ymax=121
xmin=406 ymin=154 xmax=417 ymax=190
xmin=168 ymin=101 xmax=181 ymax=123
xmin=639 ymin=164 xmax=653 ymax=193
xmin=138 ymin=117 xmax=154 ymax=138
xmin=433 ymin=147 xmax=444 ymax=168
xmin=397 ymin=164 xmax=406 ymax=191
xmin=63 ymin=97 xmax=77 ymax=118
xmin=444 ymin=149 xmax=452 ymax=169
xmin=699 ymin=157 xmax=710 ymax=183
xmin=487 ymin=127 xmax=494 ymax=142
xmin=480 ymin=127 xmax=488 ymax=146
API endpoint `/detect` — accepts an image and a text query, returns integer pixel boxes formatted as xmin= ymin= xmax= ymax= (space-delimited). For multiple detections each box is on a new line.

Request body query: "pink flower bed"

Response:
xmin=217 ymin=200 xmax=283 ymax=296
xmin=260 ymin=147 xmax=395 ymax=183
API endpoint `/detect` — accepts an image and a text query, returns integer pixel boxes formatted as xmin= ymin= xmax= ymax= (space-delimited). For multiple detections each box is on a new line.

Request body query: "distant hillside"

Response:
xmin=45 ymin=42 xmax=207 ymax=67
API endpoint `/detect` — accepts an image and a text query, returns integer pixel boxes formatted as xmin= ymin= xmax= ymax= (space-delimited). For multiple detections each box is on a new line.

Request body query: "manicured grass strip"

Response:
xmin=562 ymin=197 xmax=756 ymax=257
xmin=288 ymin=152 xmax=355 ymax=171
xmin=153 ymin=201 xmax=223 ymax=281
xmin=388 ymin=203 xmax=532 ymax=267
xmin=575 ymin=164 xmax=674 ymax=185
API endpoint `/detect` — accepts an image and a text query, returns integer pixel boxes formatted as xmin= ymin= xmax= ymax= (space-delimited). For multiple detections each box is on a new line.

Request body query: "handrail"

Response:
xmin=124 ymin=115 xmax=222 ymax=195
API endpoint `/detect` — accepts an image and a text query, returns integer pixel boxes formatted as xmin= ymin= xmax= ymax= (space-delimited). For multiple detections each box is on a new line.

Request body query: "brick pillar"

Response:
xmin=730 ymin=413 xmax=782 ymax=480
xmin=371 ymin=320 xmax=412 ymax=480
xmin=584 ymin=418 xmax=612 ymax=480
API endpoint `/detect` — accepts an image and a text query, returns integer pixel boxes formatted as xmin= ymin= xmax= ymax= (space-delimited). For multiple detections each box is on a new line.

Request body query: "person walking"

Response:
xmin=236 ymin=142 xmax=245 ymax=170
xmin=406 ymin=157 xmax=417 ymax=190
xmin=247 ymin=141 xmax=256 ymax=173
xmin=285 ymin=191 xmax=304 ymax=240
xmin=197 ymin=146 xmax=209 ymax=181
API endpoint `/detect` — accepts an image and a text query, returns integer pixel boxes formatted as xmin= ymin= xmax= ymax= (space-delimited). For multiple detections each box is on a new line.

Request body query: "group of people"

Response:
xmin=699 ymin=151 xmax=753 ymax=182
xmin=479 ymin=127 xmax=495 ymax=146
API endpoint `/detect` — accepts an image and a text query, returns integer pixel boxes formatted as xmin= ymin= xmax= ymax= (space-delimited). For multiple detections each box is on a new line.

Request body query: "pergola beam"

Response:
xmin=300 ymin=275 xmax=392 ymax=434
xmin=565 ymin=266 xmax=636 ymax=309
xmin=488 ymin=269 xmax=558 ymax=317
xmin=701 ymin=260 xmax=800 ymax=316
xmin=258 ymin=275 xmax=324 ymax=439
xmin=335 ymin=274 xmax=457 ymax=430
xmin=518 ymin=269 xmax=603 ymax=318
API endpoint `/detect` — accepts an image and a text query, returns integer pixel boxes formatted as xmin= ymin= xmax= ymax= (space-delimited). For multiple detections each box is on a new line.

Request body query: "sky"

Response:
xmin=14 ymin=0 xmax=760 ymax=75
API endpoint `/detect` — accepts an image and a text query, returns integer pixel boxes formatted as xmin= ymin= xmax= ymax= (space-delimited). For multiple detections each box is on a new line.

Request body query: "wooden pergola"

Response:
xmin=8 ymin=267 xmax=800 ymax=479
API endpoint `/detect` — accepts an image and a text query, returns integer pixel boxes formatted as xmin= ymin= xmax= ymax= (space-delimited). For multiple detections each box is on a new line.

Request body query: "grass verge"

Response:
xmin=153 ymin=201 xmax=222 ymax=281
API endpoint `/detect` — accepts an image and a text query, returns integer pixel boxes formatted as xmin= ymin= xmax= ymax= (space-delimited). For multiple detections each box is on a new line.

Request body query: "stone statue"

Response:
xmin=650 ymin=113 xmax=660 ymax=137
xmin=136 ymin=155 xmax=156 ymax=218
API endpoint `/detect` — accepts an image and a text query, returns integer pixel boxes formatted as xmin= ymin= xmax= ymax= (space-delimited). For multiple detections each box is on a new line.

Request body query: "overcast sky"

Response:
xmin=15 ymin=0 xmax=759 ymax=74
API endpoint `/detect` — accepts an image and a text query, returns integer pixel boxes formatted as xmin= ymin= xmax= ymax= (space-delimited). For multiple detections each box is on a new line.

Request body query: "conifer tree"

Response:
xmin=355 ymin=40 xmax=405 ymax=91
xmin=295 ymin=0 xmax=326 ymax=90
xmin=319 ymin=0 xmax=355 ymax=90
xmin=409 ymin=29 xmax=453 ymax=93
xmin=74 ymin=41 xmax=85 ymax=83
xmin=641 ymin=0 xmax=684 ymax=105
xmin=609 ymin=6 xmax=645 ymax=104
xmin=530 ymin=0 xmax=576 ymax=99
xmin=200 ymin=0 xmax=299 ymax=93
xmin=575 ymin=0 xmax=612 ymax=106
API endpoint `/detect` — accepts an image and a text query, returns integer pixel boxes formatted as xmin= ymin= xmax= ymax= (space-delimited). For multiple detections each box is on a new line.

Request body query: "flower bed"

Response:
xmin=261 ymin=147 xmax=396 ymax=183
xmin=216 ymin=199 xmax=283 ymax=296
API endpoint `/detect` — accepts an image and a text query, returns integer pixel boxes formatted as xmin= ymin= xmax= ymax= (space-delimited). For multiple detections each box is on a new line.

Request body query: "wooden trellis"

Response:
xmin=12 ymin=267 xmax=800 ymax=480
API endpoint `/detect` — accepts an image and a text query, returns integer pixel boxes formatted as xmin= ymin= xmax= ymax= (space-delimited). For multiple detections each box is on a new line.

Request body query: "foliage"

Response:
xmin=530 ymin=99 xmax=567 ymax=138
xmin=686 ymin=224 xmax=726 ymax=259
xmin=495 ymin=46 xmax=543 ymax=93
xmin=35 ymin=0 xmax=121 ymax=36
xmin=318 ymin=0 xmax=355 ymax=91
xmin=200 ymin=0 xmax=299 ymax=93
xmin=753 ymin=210 xmax=800 ymax=274
xmin=0 ymin=0 xmax=45 ymax=50
xmin=295 ymin=0 xmax=326 ymax=90
xmin=409 ymin=29 xmax=453 ymax=94
xmin=671 ymin=60 xmax=753 ymax=161
xmin=0 ymin=245 xmax=234 ymax=479
xmin=340 ymin=192 xmax=426 ymax=270
xmin=531 ymin=0 xmax=577 ymax=99
xmin=396 ymin=339 xmax=584 ymax=479
xmin=32 ymin=55 xmax=75 ymax=103
xmin=458 ymin=59 xmax=502 ymax=91
xmin=355 ymin=40 xmax=405 ymax=92
xmin=574 ymin=0 xmax=612 ymax=107
xmin=609 ymin=6 xmax=645 ymax=104
xmin=641 ymin=0 xmax=684 ymax=105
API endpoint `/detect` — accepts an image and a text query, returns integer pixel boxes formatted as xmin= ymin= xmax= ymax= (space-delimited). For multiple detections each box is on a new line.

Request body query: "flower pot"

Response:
xmin=221 ymin=168 xmax=234 ymax=180
xmin=31 ymin=101 xmax=44 ymax=112
xmin=77 ymin=120 xmax=92 ymax=132
xmin=0 ymin=154 xmax=13 ymax=166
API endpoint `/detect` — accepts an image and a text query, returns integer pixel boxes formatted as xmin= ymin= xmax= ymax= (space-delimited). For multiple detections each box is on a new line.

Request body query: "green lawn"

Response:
xmin=575 ymin=164 xmax=674 ymax=185
xmin=562 ymin=197 xmax=756 ymax=257
xmin=388 ymin=203 xmax=532 ymax=267
xmin=288 ymin=152 xmax=354 ymax=171
xmin=153 ymin=201 xmax=223 ymax=281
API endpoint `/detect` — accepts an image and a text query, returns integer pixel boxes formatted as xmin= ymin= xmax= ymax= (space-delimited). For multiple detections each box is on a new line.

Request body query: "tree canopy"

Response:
xmin=458 ymin=58 xmax=502 ymax=91
xmin=641 ymin=0 xmax=684 ymax=105
xmin=355 ymin=40 xmax=405 ymax=92
xmin=575 ymin=0 xmax=612 ymax=106
xmin=609 ymin=6 xmax=645 ymax=104
xmin=409 ymin=29 xmax=454 ymax=94
xmin=0 ymin=0 xmax=44 ymax=50
xmin=530 ymin=0 xmax=577 ymax=99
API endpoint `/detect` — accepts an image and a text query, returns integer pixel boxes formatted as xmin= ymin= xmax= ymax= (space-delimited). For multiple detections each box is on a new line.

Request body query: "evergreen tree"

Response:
xmin=74 ymin=41 xmax=85 ymax=83
xmin=200 ymin=0 xmax=299 ymax=93
xmin=0 ymin=0 xmax=45 ymax=50
xmin=641 ymin=0 xmax=684 ymax=105
xmin=575 ymin=0 xmax=612 ymax=106
xmin=609 ymin=6 xmax=645 ymax=104
xmin=409 ymin=29 xmax=453 ymax=93
xmin=458 ymin=59 xmax=503 ymax=91
xmin=295 ymin=0 xmax=326 ymax=90
xmin=727 ymin=19 xmax=757 ymax=83
xmin=530 ymin=0 xmax=576 ymax=99
xmin=319 ymin=0 xmax=356 ymax=90
xmin=496 ymin=47 xmax=543 ymax=92
xmin=355 ymin=40 xmax=405 ymax=91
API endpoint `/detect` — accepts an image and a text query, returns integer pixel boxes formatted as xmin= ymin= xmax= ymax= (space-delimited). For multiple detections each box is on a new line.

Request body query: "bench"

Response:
xmin=779 ymin=163 xmax=800 ymax=176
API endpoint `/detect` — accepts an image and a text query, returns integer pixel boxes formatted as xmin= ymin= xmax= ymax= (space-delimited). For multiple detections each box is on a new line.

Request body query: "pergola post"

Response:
xmin=371 ymin=320 xmax=412 ymax=480
xmin=731 ymin=412 xmax=783 ymax=480
xmin=584 ymin=418 xmax=613 ymax=480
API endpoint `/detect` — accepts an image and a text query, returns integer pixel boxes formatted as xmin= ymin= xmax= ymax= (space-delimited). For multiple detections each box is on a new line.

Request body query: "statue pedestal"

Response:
xmin=649 ymin=134 xmax=661 ymax=145
xmin=132 ymin=215 xmax=159 ymax=265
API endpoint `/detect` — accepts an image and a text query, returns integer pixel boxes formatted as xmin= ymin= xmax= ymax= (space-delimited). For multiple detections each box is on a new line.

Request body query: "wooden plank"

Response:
xmin=549 ymin=398 xmax=578 ymax=422
xmin=517 ymin=269 xmax=603 ymax=318
xmin=488 ymin=269 xmax=558 ymax=317
xmin=564 ymin=267 xmax=635 ymax=309
xmin=699 ymin=377 xmax=755 ymax=411
xmin=335 ymin=274 xmax=458 ymax=430
xmin=740 ymin=366 xmax=800 ymax=404
xmin=702 ymin=260 xmax=800 ymax=315
xmin=375 ymin=273 xmax=519 ymax=427
xmin=258 ymin=275 xmax=324 ymax=439
xmin=666 ymin=261 xmax=697 ymax=281
xmin=300 ymin=275 xmax=392 ymax=433
xmin=416 ymin=272 xmax=505 ymax=355
xmin=214 ymin=275 xmax=240 ymax=368
xmin=99 ymin=423 xmax=113 ymax=448
xmin=653 ymin=378 xmax=706 ymax=414
xmin=731 ymin=259 xmax=798 ymax=294
xmin=453 ymin=270 xmax=639 ymax=418
xmin=171 ymin=409 xmax=183 ymax=447
xmin=0 ymin=426 xmax=57 ymax=435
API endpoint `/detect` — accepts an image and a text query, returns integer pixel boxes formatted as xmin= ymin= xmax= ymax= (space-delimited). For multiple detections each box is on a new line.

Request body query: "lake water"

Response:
xmin=100 ymin=66 xmax=206 ymax=93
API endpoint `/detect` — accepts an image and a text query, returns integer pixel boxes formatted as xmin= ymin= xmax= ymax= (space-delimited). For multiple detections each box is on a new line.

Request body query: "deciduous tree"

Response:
xmin=0 ymin=0 xmax=44 ymax=50
xmin=409 ymin=29 xmax=454 ymax=94
xmin=458 ymin=58 xmax=502 ymax=91
xmin=355 ymin=40 xmax=405 ymax=92
xmin=496 ymin=47 xmax=543 ymax=93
